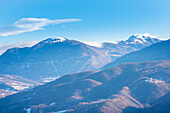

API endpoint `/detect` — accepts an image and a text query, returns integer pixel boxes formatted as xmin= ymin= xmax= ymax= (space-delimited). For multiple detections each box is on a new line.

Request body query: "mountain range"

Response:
xmin=0 ymin=34 xmax=162 ymax=81
xmin=0 ymin=35 xmax=170 ymax=113
xmin=101 ymin=39 xmax=170 ymax=70
xmin=0 ymin=39 xmax=169 ymax=113
xmin=0 ymin=60 xmax=169 ymax=113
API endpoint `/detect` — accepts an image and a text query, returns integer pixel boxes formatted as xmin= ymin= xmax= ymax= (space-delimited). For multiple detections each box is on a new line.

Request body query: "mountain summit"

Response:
xmin=37 ymin=37 xmax=67 ymax=44
xmin=125 ymin=34 xmax=160 ymax=44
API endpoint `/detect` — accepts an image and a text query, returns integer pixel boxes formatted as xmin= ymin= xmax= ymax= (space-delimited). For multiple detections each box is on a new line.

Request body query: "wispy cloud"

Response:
xmin=82 ymin=41 xmax=103 ymax=48
xmin=0 ymin=18 xmax=81 ymax=36
xmin=0 ymin=41 xmax=38 ymax=55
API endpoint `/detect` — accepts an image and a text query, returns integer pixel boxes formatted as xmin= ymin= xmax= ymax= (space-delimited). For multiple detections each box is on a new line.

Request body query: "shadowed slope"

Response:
xmin=0 ymin=60 xmax=169 ymax=113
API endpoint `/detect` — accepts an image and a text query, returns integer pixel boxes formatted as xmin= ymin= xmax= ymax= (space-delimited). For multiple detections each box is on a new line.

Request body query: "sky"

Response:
xmin=0 ymin=0 xmax=170 ymax=46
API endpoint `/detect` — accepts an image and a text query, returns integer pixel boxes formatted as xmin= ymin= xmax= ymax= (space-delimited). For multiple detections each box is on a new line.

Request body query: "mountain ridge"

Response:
xmin=101 ymin=39 xmax=170 ymax=70
xmin=0 ymin=34 xmax=162 ymax=81
xmin=0 ymin=60 xmax=169 ymax=113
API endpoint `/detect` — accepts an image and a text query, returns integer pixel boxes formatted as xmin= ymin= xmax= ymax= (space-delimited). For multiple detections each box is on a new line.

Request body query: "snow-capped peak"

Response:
xmin=38 ymin=37 xmax=67 ymax=44
xmin=133 ymin=33 xmax=156 ymax=39
xmin=44 ymin=37 xmax=66 ymax=43
xmin=126 ymin=33 xmax=159 ymax=44
xmin=31 ymin=37 xmax=67 ymax=49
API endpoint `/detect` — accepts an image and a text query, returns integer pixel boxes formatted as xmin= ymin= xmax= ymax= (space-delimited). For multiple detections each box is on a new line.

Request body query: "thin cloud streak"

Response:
xmin=0 ymin=18 xmax=81 ymax=36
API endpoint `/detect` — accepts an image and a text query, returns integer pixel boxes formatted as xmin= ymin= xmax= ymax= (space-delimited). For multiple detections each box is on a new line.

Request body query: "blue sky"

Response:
xmin=0 ymin=0 xmax=170 ymax=45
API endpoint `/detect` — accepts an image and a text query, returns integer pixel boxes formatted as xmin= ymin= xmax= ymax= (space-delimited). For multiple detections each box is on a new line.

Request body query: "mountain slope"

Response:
xmin=140 ymin=92 xmax=170 ymax=113
xmin=0 ymin=38 xmax=112 ymax=81
xmin=101 ymin=39 xmax=170 ymax=70
xmin=0 ymin=74 xmax=40 ymax=98
xmin=0 ymin=60 xmax=169 ymax=113
xmin=0 ymin=35 xmax=161 ymax=81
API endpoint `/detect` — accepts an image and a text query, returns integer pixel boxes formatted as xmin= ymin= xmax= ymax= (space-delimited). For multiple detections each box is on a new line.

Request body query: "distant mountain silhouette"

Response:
xmin=101 ymin=39 xmax=170 ymax=70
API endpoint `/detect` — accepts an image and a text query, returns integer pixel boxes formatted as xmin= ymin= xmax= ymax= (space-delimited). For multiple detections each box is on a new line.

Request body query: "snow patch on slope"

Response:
xmin=50 ymin=102 xmax=56 ymax=106
xmin=133 ymin=33 xmax=157 ymax=38
xmin=26 ymin=108 xmax=31 ymax=113
xmin=43 ymin=37 xmax=66 ymax=43
xmin=144 ymin=78 xmax=164 ymax=84
xmin=55 ymin=110 xmax=68 ymax=113
xmin=52 ymin=37 xmax=66 ymax=43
